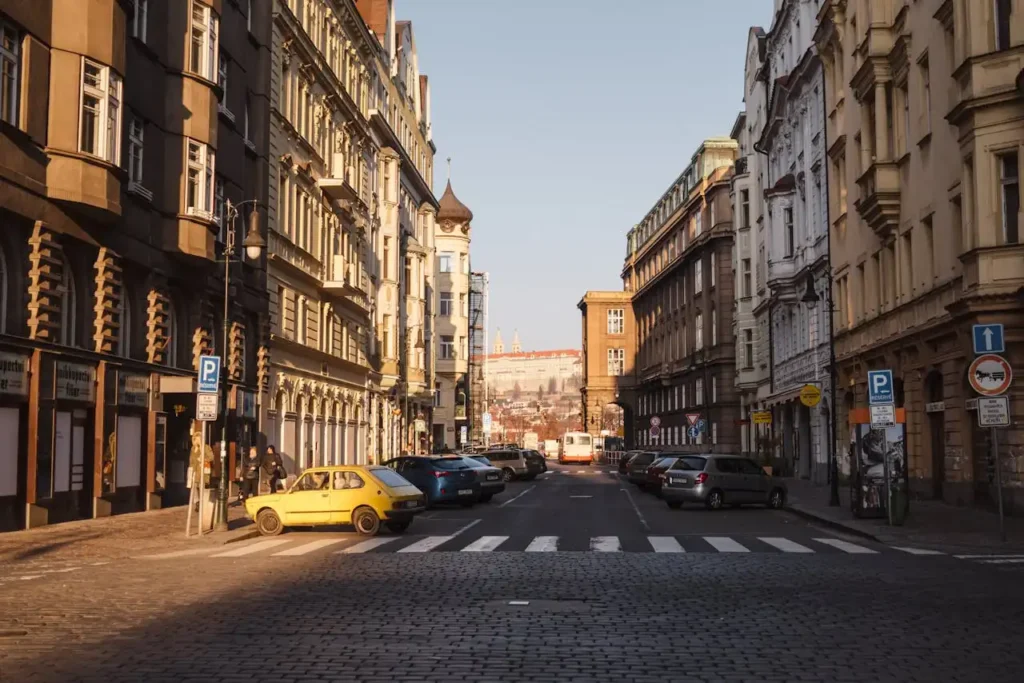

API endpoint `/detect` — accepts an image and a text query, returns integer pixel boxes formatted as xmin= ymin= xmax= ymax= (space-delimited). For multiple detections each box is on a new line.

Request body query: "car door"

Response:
xmin=712 ymin=458 xmax=746 ymax=503
xmin=330 ymin=470 xmax=368 ymax=525
xmin=283 ymin=470 xmax=335 ymax=525
xmin=738 ymin=458 xmax=770 ymax=503
xmin=397 ymin=458 xmax=429 ymax=493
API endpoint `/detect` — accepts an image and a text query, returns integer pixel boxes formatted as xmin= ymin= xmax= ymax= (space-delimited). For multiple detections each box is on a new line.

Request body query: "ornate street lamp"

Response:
xmin=801 ymin=272 xmax=841 ymax=507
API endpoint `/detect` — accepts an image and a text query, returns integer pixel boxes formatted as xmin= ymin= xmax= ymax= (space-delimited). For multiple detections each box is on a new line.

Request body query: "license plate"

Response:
xmin=487 ymin=474 xmax=499 ymax=481
xmin=678 ymin=477 xmax=688 ymax=484
xmin=458 ymin=489 xmax=473 ymax=495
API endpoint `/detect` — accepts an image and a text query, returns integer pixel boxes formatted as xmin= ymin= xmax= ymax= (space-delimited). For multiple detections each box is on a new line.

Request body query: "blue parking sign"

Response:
xmin=198 ymin=355 xmax=221 ymax=394
xmin=867 ymin=369 xmax=894 ymax=405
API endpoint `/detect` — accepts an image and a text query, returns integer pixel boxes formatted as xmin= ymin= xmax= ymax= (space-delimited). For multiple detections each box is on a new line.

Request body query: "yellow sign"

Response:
xmin=752 ymin=411 xmax=772 ymax=425
xmin=800 ymin=384 xmax=822 ymax=407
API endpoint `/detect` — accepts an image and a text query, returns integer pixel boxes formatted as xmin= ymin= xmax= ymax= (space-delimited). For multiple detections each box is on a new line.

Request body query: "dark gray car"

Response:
xmin=660 ymin=454 xmax=787 ymax=510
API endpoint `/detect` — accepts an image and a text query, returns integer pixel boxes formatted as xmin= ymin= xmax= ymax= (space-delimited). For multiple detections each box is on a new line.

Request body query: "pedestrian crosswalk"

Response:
xmin=953 ymin=553 xmax=1024 ymax=566
xmin=139 ymin=534 xmax=939 ymax=559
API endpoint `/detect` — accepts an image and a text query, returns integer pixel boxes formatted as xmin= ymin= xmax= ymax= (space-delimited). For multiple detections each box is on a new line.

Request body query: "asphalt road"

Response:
xmin=1 ymin=460 xmax=1023 ymax=682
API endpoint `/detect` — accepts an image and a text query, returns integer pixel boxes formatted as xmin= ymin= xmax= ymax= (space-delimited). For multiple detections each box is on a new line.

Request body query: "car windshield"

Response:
xmin=368 ymin=468 xmax=415 ymax=488
xmin=432 ymin=458 xmax=470 ymax=470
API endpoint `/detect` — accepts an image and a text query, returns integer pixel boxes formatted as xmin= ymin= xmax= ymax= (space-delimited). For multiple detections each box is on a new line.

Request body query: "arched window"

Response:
xmin=60 ymin=259 xmax=76 ymax=347
xmin=118 ymin=288 xmax=131 ymax=357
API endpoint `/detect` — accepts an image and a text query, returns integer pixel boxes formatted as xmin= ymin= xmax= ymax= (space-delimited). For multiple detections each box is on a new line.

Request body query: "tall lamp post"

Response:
xmin=800 ymin=272 xmax=840 ymax=507
xmin=214 ymin=198 xmax=265 ymax=532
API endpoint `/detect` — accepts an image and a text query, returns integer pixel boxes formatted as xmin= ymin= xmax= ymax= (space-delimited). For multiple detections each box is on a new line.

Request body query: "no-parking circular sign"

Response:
xmin=968 ymin=354 xmax=1012 ymax=397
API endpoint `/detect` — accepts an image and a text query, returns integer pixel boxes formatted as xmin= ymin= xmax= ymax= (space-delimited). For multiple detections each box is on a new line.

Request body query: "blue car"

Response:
xmin=382 ymin=456 xmax=481 ymax=508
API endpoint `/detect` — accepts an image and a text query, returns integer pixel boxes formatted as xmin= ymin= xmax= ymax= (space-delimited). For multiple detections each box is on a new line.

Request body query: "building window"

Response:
xmin=711 ymin=308 xmax=717 ymax=346
xmin=246 ymin=0 xmax=253 ymax=33
xmin=607 ymin=348 xmax=625 ymax=376
xmin=214 ymin=176 xmax=225 ymax=239
xmin=1000 ymin=151 xmax=1020 ymax=244
xmin=217 ymin=52 xmax=228 ymax=99
xmin=434 ymin=381 xmax=442 ymax=407
xmin=695 ymin=377 xmax=704 ymax=405
xmin=709 ymin=199 xmax=716 ymax=227
xmin=740 ymin=189 xmax=749 ymax=228
xmin=695 ymin=312 xmax=703 ymax=350
xmin=741 ymin=258 xmax=751 ymax=297
xmin=711 ymin=376 xmax=717 ymax=402
xmin=438 ymin=251 xmax=453 ymax=273
xmin=244 ymin=93 xmax=252 ymax=142
xmin=439 ymin=291 xmax=452 ymax=316
xmin=440 ymin=335 xmax=454 ymax=359
xmin=695 ymin=209 xmax=703 ymax=235
xmin=0 ymin=19 xmax=19 ymax=126
xmin=132 ymin=0 xmax=148 ymax=42
xmin=710 ymin=252 xmax=716 ymax=288
xmin=461 ymin=253 xmax=469 ymax=274
xmin=743 ymin=328 xmax=753 ymax=368
xmin=127 ymin=116 xmax=144 ymax=184
xmin=79 ymin=59 xmax=122 ymax=163
xmin=296 ymin=296 xmax=307 ymax=345
xmin=185 ymin=139 xmax=216 ymax=217
xmin=919 ymin=56 xmax=930 ymax=136
xmin=694 ymin=259 xmax=703 ymax=295
xmin=996 ymin=0 xmax=1012 ymax=51
xmin=607 ymin=308 xmax=624 ymax=335
xmin=189 ymin=1 xmax=219 ymax=82
xmin=783 ymin=207 xmax=794 ymax=256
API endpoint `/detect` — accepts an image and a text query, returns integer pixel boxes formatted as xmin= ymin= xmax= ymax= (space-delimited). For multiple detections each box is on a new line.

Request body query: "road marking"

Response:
xmin=954 ymin=554 xmax=1024 ymax=559
xmin=978 ymin=558 xmax=1024 ymax=564
xmin=211 ymin=539 xmax=291 ymax=557
xmin=139 ymin=548 xmax=218 ymax=560
xmin=569 ymin=495 xmax=592 ymax=499
xmin=398 ymin=535 xmax=454 ymax=553
xmin=461 ymin=535 xmax=509 ymax=552
xmin=759 ymin=537 xmax=814 ymax=553
xmin=499 ymin=485 xmax=536 ymax=508
xmin=336 ymin=537 xmax=397 ymax=554
xmin=451 ymin=519 xmax=482 ymax=536
xmin=619 ymin=484 xmax=650 ymax=532
xmin=525 ymin=536 xmax=558 ymax=552
xmin=892 ymin=546 xmax=945 ymax=555
xmin=648 ymin=536 xmax=685 ymax=553
xmin=273 ymin=539 xmax=347 ymax=556
xmin=591 ymin=536 xmax=621 ymax=552
xmin=704 ymin=536 xmax=750 ymax=553
xmin=813 ymin=538 xmax=878 ymax=554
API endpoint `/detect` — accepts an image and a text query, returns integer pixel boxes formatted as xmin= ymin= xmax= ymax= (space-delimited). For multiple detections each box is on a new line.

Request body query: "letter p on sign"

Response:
xmin=198 ymin=355 xmax=221 ymax=394
xmin=867 ymin=369 xmax=894 ymax=406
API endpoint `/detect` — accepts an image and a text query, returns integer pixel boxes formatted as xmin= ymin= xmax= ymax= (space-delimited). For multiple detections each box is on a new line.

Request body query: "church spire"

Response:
xmin=511 ymin=329 xmax=522 ymax=354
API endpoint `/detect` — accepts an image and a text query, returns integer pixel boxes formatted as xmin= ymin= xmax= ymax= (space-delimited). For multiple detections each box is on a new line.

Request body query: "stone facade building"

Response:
xmin=578 ymin=291 xmax=636 ymax=442
xmin=815 ymin=0 xmax=1024 ymax=507
xmin=0 ymin=0 xmax=271 ymax=530
xmin=623 ymin=138 xmax=740 ymax=452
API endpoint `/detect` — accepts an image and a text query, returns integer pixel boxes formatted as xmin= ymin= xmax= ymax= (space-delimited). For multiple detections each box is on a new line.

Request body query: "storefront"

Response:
xmin=100 ymin=368 xmax=152 ymax=516
xmin=0 ymin=350 xmax=31 ymax=532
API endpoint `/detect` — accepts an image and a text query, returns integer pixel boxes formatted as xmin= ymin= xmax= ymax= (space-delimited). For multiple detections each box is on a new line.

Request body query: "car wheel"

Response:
xmin=502 ymin=468 xmax=515 ymax=482
xmin=256 ymin=508 xmax=283 ymax=536
xmin=705 ymin=489 xmax=725 ymax=510
xmin=666 ymin=501 xmax=682 ymax=510
xmin=385 ymin=520 xmax=410 ymax=534
xmin=769 ymin=488 xmax=785 ymax=509
xmin=353 ymin=507 xmax=381 ymax=536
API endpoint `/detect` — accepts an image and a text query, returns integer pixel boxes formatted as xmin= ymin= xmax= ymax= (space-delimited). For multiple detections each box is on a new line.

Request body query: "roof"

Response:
xmin=486 ymin=349 xmax=582 ymax=361
xmin=437 ymin=180 xmax=474 ymax=223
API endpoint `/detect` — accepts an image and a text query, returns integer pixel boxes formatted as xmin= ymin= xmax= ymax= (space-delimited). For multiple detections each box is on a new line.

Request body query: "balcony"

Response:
xmin=854 ymin=162 xmax=901 ymax=238
xmin=323 ymin=259 xmax=372 ymax=317
xmin=269 ymin=230 xmax=322 ymax=279
xmin=317 ymin=154 xmax=361 ymax=203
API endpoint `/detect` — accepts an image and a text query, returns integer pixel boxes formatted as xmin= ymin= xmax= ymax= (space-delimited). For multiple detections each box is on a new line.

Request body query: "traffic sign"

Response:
xmin=649 ymin=425 xmax=661 ymax=438
xmin=650 ymin=415 xmax=661 ymax=428
xmin=977 ymin=397 xmax=1010 ymax=427
xmin=697 ymin=419 xmax=706 ymax=433
xmin=973 ymin=324 xmax=1005 ymax=355
xmin=867 ymin=370 xmax=894 ymax=405
xmin=687 ymin=425 xmax=700 ymax=439
xmin=196 ymin=393 xmax=219 ymax=421
xmin=482 ymin=412 xmax=492 ymax=429
xmin=799 ymin=384 xmax=822 ymax=407
xmin=968 ymin=354 xmax=1012 ymax=397
xmin=198 ymin=355 xmax=221 ymax=394
xmin=869 ymin=404 xmax=895 ymax=428
xmin=752 ymin=411 xmax=772 ymax=425
xmin=685 ymin=413 xmax=700 ymax=427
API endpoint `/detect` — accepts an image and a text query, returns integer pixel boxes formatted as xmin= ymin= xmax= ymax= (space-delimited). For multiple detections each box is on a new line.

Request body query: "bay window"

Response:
xmin=79 ymin=59 xmax=122 ymax=163
xmin=189 ymin=1 xmax=219 ymax=82
xmin=185 ymin=138 xmax=216 ymax=218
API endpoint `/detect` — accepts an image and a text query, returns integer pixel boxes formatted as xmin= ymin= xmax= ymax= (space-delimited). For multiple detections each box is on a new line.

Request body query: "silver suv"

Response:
xmin=482 ymin=449 xmax=531 ymax=482
xmin=660 ymin=454 xmax=786 ymax=511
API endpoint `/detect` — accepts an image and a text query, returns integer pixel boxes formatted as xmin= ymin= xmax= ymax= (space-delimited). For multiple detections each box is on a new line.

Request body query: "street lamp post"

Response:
xmin=214 ymin=199 xmax=265 ymax=532
xmin=801 ymin=272 xmax=841 ymax=507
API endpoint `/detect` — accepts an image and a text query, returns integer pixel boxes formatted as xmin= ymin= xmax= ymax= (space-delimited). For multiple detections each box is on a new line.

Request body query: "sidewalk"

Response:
xmin=783 ymin=477 xmax=1024 ymax=552
xmin=0 ymin=501 xmax=257 ymax=570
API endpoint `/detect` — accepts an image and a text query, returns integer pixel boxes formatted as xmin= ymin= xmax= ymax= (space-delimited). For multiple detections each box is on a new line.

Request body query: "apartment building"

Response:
xmin=0 ymin=0 xmax=271 ymax=530
xmin=578 ymin=291 xmax=636 ymax=444
xmin=431 ymin=180 xmax=473 ymax=449
xmin=730 ymin=26 xmax=769 ymax=460
xmin=815 ymin=0 xmax=1024 ymax=507
xmin=624 ymin=138 xmax=741 ymax=451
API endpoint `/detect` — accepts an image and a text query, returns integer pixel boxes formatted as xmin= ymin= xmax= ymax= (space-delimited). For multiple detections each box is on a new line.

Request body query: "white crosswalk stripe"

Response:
xmin=273 ymin=539 xmax=346 ymax=556
xmin=591 ymin=536 xmax=621 ymax=552
xmin=525 ymin=536 xmax=558 ymax=552
xmin=211 ymin=539 xmax=291 ymax=557
xmin=892 ymin=546 xmax=944 ymax=555
xmin=759 ymin=537 xmax=814 ymax=553
xmin=813 ymin=538 xmax=878 ymax=554
xmin=648 ymin=536 xmax=685 ymax=553
xmin=337 ymin=537 xmax=397 ymax=554
xmin=461 ymin=536 xmax=509 ymax=552
xmin=398 ymin=535 xmax=453 ymax=553
xmin=704 ymin=536 xmax=750 ymax=553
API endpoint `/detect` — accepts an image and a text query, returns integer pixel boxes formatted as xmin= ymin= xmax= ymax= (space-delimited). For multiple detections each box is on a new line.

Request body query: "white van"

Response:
xmin=560 ymin=432 xmax=594 ymax=464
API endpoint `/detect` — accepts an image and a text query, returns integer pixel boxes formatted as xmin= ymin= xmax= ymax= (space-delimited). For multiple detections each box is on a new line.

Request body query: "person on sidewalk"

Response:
xmin=262 ymin=445 xmax=286 ymax=494
xmin=238 ymin=446 xmax=261 ymax=502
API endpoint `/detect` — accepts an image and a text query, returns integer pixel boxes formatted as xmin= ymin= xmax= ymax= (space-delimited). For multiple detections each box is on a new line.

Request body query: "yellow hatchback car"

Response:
xmin=245 ymin=465 xmax=426 ymax=537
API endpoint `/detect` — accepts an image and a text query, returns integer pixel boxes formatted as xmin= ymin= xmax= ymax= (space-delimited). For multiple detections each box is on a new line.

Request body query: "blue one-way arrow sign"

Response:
xmin=972 ymin=324 xmax=1005 ymax=355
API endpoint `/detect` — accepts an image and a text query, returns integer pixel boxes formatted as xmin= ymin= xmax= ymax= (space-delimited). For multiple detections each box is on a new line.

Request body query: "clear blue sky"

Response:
xmin=400 ymin=0 xmax=772 ymax=351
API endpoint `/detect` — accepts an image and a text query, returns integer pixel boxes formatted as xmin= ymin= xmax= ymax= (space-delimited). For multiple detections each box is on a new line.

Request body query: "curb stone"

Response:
xmin=783 ymin=503 xmax=882 ymax=543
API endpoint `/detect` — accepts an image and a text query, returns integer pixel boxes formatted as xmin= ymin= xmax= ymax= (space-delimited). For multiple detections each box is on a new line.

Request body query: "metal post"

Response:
xmin=199 ymin=421 xmax=207 ymax=535
xmin=992 ymin=427 xmax=1006 ymax=542
xmin=882 ymin=430 xmax=892 ymax=527
xmin=214 ymin=204 xmax=235 ymax=532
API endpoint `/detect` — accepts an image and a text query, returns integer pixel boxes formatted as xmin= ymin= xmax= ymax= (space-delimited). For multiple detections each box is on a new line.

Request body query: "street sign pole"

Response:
xmin=882 ymin=430 xmax=892 ymax=527
xmin=992 ymin=427 xmax=1006 ymax=543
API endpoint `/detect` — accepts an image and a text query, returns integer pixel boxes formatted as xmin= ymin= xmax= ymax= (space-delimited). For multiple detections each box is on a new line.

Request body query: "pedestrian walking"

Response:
xmin=238 ymin=446 xmax=261 ymax=502
xmin=262 ymin=445 xmax=286 ymax=494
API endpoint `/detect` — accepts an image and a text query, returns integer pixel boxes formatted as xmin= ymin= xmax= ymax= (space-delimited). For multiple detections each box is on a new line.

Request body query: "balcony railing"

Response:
xmin=317 ymin=154 xmax=360 ymax=203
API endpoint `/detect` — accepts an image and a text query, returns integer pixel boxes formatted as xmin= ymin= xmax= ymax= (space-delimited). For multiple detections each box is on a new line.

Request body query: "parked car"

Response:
xmin=523 ymin=450 xmax=547 ymax=475
xmin=626 ymin=451 xmax=662 ymax=488
xmin=457 ymin=455 xmax=506 ymax=502
xmin=381 ymin=456 xmax=481 ymax=508
xmin=245 ymin=465 xmax=425 ymax=537
xmin=618 ymin=450 xmax=646 ymax=475
xmin=483 ymin=449 xmax=532 ymax=482
xmin=660 ymin=454 xmax=787 ymax=510
xmin=644 ymin=455 xmax=683 ymax=496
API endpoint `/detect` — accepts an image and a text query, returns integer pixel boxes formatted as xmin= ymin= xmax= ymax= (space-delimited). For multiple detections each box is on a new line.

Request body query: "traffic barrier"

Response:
xmin=599 ymin=451 xmax=627 ymax=466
